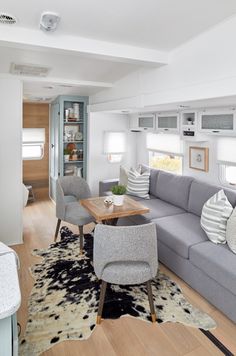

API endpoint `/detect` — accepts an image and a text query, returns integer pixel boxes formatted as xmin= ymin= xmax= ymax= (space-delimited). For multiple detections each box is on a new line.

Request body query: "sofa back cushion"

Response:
xmin=155 ymin=171 xmax=194 ymax=210
xmin=141 ymin=165 xmax=160 ymax=197
xmin=188 ymin=180 xmax=236 ymax=216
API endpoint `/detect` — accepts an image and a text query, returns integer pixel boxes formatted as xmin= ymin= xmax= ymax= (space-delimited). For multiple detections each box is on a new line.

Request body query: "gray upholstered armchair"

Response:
xmin=55 ymin=176 xmax=94 ymax=251
xmin=94 ymin=223 xmax=158 ymax=324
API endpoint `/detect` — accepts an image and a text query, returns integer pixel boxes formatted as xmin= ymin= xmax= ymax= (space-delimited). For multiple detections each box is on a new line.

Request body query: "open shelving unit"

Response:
xmin=49 ymin=95 xmax=88 ymax=201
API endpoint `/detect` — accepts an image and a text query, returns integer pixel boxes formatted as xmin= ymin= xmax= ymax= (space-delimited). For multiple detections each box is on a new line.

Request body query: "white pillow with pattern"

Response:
xmin=201 ymin=189 xmax=233 ymax=244
xmin=126 ymin=168 xmax=150 ymax=199
xmin=226 ymin=207 xmax=236 ymax=253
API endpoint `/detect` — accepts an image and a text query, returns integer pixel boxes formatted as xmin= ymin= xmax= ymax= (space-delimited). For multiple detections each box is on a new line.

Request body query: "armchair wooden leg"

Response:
xmin=146 ymin=280 xmax=156 ymax=323
xmin=54 ymin=219 xmax=61 ymax=241
xmin=78 ymin=225 xmax=84 ymax=254
xmin=97 ymin=280 xmax=107 ymax=324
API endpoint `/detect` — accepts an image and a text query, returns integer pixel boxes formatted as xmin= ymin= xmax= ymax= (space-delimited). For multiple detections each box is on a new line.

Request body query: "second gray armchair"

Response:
xmin=94 ymin=223 xmax=158 ymax=324
xmin=55 ymin=176 xmax=94 ymax=252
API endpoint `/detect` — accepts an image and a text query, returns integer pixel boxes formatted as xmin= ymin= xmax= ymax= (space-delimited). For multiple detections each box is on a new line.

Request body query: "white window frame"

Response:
xmin=218 ymin=162 xmax=236 ymax=189
xmin=22 ymin=143 xmax=45 ymax=160
xmin=22 ymin=128 xmax=45 ymax=161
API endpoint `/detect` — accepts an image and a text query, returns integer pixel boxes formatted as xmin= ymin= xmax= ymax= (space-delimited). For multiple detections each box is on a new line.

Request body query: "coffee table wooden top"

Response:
xmin=80 ymin=196 xmax=149 ymax=223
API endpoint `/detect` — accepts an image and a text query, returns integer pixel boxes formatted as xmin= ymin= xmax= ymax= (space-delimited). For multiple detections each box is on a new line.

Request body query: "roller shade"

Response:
xmin=22 ymin=128 xmax=45 ymax=144
xmin=217 ymin=137 xmax=236 ymax=164
xmin=103 ymin=131 xmax=126 ymax=154
xmin=147 ymin=133 xmax=183 ymax=156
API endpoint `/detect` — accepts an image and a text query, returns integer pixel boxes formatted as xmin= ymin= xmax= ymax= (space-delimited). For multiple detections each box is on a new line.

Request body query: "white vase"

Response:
xmin=113 ymin=194 xmax=124 ymax=206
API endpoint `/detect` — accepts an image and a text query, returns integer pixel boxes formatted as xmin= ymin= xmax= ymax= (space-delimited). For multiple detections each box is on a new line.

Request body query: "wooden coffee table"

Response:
xmin=80 ymin=195 xmax=149 ymax=224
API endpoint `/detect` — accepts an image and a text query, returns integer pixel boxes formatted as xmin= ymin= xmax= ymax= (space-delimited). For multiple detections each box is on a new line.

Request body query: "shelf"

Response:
xmin=63 ymin=141 xmax=84 ymax=143
xmin=64 ymin=160 xmax=84 ymax=163
xmin=64 ymin=121 xmax=84 ymax=124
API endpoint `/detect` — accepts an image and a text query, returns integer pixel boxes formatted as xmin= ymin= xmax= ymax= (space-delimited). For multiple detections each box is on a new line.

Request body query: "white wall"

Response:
xmin=0 ymin=79 xmax=23 ymax=245
xmin=87 ymin=112 xmax=136 ymax=195
xmin=90 ymin=15 xmax=236 ymax=111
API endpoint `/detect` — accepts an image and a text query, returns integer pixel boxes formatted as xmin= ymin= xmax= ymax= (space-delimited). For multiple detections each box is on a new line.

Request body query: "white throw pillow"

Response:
xmin=126 ymin=168 xmax=150 ymax=199
xmin=201 ymin=189 xmax=233 ymax=244
xmin=119 ymin=165 xmax=129 ymax=186
xmin=226 ymin=207 xmax=236 ymax=254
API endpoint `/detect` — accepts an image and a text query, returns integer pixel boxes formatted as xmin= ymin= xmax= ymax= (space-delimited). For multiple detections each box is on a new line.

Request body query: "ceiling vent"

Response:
xmin=10 ymin=63 xmax=51 ymax=77
xmin=0 ymin=13 xmax=17 ymax=24
xmin=40 ymin=12 xmax=60 ymax=32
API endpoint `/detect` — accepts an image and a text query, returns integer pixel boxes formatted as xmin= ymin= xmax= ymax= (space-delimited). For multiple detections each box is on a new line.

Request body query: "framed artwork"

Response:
xmin=189 ymin=146 xmax=209 ymax=172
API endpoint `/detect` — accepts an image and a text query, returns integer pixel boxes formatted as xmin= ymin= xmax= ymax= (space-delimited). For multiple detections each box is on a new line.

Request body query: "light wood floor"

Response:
xmin=13 ymin=199 xmax=236 ymax=356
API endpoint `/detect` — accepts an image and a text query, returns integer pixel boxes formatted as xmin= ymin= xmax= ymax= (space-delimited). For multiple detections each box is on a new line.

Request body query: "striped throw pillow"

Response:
xmin=226 ymin=207 xmax=236 ymax=254
xmin=126 ymin=168 xmax=150 ymax=199
xmin=201 ymin=189 xmax=233 ymax=244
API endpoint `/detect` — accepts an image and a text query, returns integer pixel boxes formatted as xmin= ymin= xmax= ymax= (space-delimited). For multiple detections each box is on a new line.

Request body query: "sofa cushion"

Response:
xmin=126 ymin=168 xmax=150 ymax=199
xmin=155 ymin=171 xmax=194 ymax=210
xmin=188 ymin=181 xmax=236 ymax=217
xmin=201 ymin=189 xmax=233 ymax=244
xmin=190 ymin=242 xmax=236 ymax=296
xmin=141 ymin=165 xmax=160 ymax=197
xmin=153 ymin=213 xmax=208 ymax=259
xmin=129 ymin=198 xmax=185 ymax=225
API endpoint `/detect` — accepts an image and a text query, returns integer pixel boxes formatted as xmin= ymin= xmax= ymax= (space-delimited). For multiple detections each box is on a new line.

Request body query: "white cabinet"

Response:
xmin=129 ymin=114 xmax=155 ymax=131
xmin=199 ymin=110 xmax=236 ymax=136
xmin=180 ymin=111 xmax=206 ymax=141
xmin=156 ymin=113 xmax=179 ymax=132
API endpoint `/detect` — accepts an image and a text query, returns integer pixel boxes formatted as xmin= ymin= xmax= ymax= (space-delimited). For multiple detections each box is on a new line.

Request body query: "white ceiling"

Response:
xmin=1 ymin=0 xmax=236 ymax=101
xmin=1 ymin=0 xmax=236 ymax=50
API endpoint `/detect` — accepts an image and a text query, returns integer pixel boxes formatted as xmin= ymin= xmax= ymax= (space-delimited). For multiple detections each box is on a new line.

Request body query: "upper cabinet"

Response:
xmin=130 ymin=113 xmax=155 ymax=131
xmin=156 ymin=113 xmax=179 ymax=133
xmin=199 ymin=109 xmax=236 ymax=136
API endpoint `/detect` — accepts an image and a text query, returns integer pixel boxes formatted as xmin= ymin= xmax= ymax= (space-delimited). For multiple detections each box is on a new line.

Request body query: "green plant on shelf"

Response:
xmin=64 ymin=148 xmax=71 ymax=155
xmin=111 ymin=184 xmax=127 ymax=195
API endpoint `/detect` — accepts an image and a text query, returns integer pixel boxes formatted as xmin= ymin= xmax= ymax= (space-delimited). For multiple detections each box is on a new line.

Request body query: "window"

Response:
xmin=22 ymin=128 xmax=45 ymax=160
xmin=217 ymin=137 xmax=236 ymax=188
xmin=149 ymin=152 xmax=183 ymax=174
xmin=103 ymin=131 xmax=126 ymax=163
xmin=147 ymin=133 xmax=183 ymax=174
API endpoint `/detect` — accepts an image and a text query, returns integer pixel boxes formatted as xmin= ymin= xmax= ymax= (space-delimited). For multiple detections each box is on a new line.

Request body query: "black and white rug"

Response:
xmin=20 ymin=227 xmax=216 ymax=356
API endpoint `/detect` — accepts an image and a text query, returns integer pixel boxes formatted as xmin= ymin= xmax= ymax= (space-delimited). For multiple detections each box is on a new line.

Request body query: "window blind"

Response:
xmin=147 ymin=133 xmax=183 ymax=156
xmin=103 ymin=131 xmax=126 ymax=154
xmin=22 ymin=128 xmax=45 ymax=144
xmin=217 ymin=137 xmax=236 ymax=164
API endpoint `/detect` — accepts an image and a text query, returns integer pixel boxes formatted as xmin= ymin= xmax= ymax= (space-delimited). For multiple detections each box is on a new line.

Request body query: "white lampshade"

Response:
xmin=217 ymin=137 xmax=236 ymax=164
xmin=147 ymin=133 xmax=183 ymax=156
xmin=103 ymin=131 xmax=126 ymax=154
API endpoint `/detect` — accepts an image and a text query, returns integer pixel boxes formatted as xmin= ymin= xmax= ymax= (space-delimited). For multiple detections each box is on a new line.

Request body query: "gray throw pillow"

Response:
xmin=126 ymin=168 xmax=150 ymax=199
xmin=201 ymin=189 xmax=233 ymax=244
xmin=226 ymin=207 xmax=236 ymax=254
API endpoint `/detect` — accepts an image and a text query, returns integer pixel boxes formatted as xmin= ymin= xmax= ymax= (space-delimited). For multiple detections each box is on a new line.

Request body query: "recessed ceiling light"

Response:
xmin=0 ymin=13 xmax=17 ymax=25
xmin=179 ymin=105 xmax=190 ymax=108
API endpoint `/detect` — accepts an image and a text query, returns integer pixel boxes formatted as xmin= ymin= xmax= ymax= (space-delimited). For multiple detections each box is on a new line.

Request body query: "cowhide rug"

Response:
xmin=20 ymin=227 xmax=216 ymax=356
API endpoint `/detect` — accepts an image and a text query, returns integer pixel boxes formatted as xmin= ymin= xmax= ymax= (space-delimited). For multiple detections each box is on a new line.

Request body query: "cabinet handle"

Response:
xmin=164 ymin=128 xmax=169 ymax=131
xmin=51 ymin=144 xmax=55 ymax=148
xmin=212 ymin=130 xmax=220 ymax=133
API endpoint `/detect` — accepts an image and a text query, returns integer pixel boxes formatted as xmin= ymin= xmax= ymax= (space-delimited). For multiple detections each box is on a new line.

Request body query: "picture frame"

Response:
xmin=189 ymin=146 xmax=209 ymax=172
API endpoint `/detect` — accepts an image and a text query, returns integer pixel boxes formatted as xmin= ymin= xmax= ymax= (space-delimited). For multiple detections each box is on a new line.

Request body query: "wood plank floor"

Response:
xmin=13 ymin=199 xmax=236 ymax=356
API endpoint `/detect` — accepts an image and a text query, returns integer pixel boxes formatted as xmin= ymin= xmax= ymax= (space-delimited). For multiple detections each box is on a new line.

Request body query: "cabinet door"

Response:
xmin=138 ymin=115 xmax=155 ymax=130
xmin=157 ymin=115 xmax=179 ymax=132
xmin=49 ymin=103 xmax=60 ymax=201
xmin=200 ymin=112 xmax=235 ymax=134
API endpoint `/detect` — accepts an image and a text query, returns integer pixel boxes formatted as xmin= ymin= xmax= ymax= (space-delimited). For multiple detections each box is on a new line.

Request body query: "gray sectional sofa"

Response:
xmin=99 ymin=167 xmax=236 ymax=323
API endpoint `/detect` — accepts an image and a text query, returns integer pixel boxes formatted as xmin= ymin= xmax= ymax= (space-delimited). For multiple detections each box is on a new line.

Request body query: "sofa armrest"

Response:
xmin=99 ymin=179 xmax=119 ymax=196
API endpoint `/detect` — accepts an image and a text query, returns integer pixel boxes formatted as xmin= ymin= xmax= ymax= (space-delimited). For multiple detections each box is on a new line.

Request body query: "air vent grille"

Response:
xmin=10 ymin=63 xmax=50 ymax=77
xmin=0 ymin=13 xmax=17 ymax=24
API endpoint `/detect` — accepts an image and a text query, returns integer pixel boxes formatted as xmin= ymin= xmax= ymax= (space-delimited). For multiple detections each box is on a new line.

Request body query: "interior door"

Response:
xmin=49 ymin=103 xmax=60 ymax=201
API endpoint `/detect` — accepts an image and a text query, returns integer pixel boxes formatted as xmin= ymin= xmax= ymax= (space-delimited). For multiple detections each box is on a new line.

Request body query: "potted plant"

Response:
xmin=111 ymin=184 xmax=127 ymax=206
xmin=64 ymin=148 xmax=71 ymax=162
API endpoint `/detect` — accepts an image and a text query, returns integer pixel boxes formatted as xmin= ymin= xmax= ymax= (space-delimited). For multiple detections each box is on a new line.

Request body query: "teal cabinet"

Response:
xmin=49 ymin=96 xmax=88 ymax=201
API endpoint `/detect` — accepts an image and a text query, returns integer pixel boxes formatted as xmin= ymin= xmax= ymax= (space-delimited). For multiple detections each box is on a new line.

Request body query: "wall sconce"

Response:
xmin=103 ymin=131 xmax=126 ymax=163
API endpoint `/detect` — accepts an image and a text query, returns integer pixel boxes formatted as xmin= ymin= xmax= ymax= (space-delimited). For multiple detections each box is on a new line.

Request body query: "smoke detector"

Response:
xmin=10 ymin=62 xmax=51 ymax=77
xmin=40 ymin=12 xmax=60 ymax=32
xmin=0 ymin=13 xmax=17 ymax=24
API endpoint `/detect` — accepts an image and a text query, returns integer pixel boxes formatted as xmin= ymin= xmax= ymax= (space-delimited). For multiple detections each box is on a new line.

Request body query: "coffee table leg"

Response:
xmin=102 ymin=218 xmax=118 ymax=226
